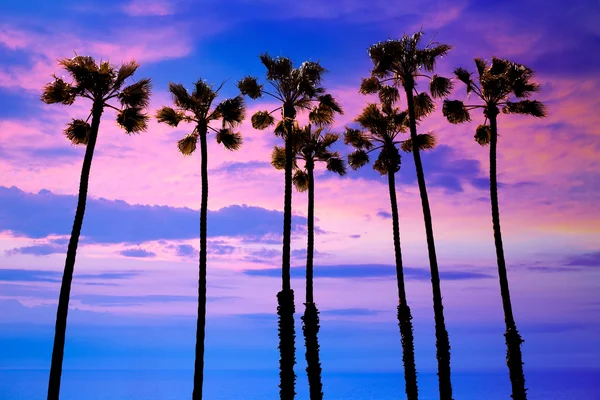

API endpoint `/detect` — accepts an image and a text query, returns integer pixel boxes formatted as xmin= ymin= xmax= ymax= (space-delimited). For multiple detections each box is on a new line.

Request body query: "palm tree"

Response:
xmin=237 ymin=54 xmax=342 ymax=400
xmin=41 ymin=56 xmax=151 ymax=400
xmin=442 ymin=58 xmax=546 ymax=400
xmin=156 ymin=79 xmax=246 ymax=400
xmin=272 ymin=124 xmax=346 ymax=400
xmin=360 ymin=31 xmax=455 ymax=400
xmin=344 ymin=94 xmax=432 ymax=400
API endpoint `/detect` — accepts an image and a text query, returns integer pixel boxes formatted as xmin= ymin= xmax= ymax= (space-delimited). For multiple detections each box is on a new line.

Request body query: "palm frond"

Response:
xmin=271 ymin=146 xmax=287 ymax=170
xmin=420 ymin=43 xmax=452 ymax=72
xmin=58 ymin=55 xmax=99 ymax=93
xmin=413 ymin=92 xmax=435 ymax=119
xmin=156 ymin=106 xmax=186 ymax=127
xmin=261 ymin=54 xmax=294 ymax=81
xmin=489 ymin=57 xmax=510 ymax=76
xmin=513 ymin=79 xmax=540 ymax=98
xmin=309 ymin=106 xmax=335 ymax=126
xmin=114 ymin=60 xmax=139 ymax=88
xmin=356 ymin=103 xmax=386 ymax=131
xmin=193 ymin=79 xmax=217 ymax=105
xmin=317 ymin=94 xmax=343 ymax=114
xmin=454 ymin=67 xmax=472 ymax=85
xmin=118 ymin=78 xmax=151 ymax=108
xmin=41 ymin=77 xmax=76 ymax=105
xmin=474 ymin=58 xmax=487 ymax=77
xmin=177 ymin=133 xmax=199 ymax=155
xmin=344 ymin=128 xmax=373 ymax=150
xmin=168 ymin=83 xmax=195 ymax=110
xmin=273 ymin=119 xmax=287 ymax=137
xmin=378 ymin=85 xmax=400 ymax=105
xmin=442 ymin=100 xmax=471 ymax=124
xmin=216 ymin=128 xmax=243 ymax=150
xmin=326 ymin=157 xmax=346 ymax=176
xmin=321 ymin=132 xmax=340 ymax=148
xmin=237 ymin=76 xmax=263 ymax=99
xmin=63 ymin=119 xmax=91 ymax=145
xmin=373 ymin=151 xmax=390 ymax=175
xmin=401 ymin=133 xmax=437 ymax=152
xmin=215 ymin=96 xmax=246 ymax=126
xmin=251 ymin=110 xmax=276 ymax=130
xmin=502 ymin=100 xmax=546 ymax=117
xmin=474 ymin=124 xmax=491 ymax=146
xmin=117 ymin=107 xmax=149 ymax=133
xmin=392 ymin=110 xmax=409 ymax=130
xmin=359 ymin=77 xmax=382 ymax=95
xmin=348 ymin=149 xmax=369 ymax=170
xmin=299 ymin=61 xmax=326 ymax=85
xmin=368 ymin=40 xmax=397 ymax=77
xmin=429 ymin=75 xmax=453 ymax=99
xmin=292 ymin=169 xmax=309 ymax=192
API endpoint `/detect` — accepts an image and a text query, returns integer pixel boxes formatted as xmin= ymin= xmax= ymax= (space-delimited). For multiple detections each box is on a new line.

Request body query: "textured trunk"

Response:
xmin=192 ymin=124 xmax=209 ymax=400
xmin=488 ymin=111 xmax=527 ymax=400
xmin=405 ymin=87 xmax=453 ymax=400
xmin=278 ymin=110 xmax=296 ymax=400
xmin=302 ymin=160 xmax=323 ymax=400
xmin=47 ymin=104 xmax=103 ymax=400
xmin=388 ymin=171 xmax=418 ymax=400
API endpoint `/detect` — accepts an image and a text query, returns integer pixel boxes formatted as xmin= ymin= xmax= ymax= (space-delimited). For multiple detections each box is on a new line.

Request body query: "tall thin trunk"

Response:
xmin=488 ymin=111 xmax=527 ymax=400
xmin=192 ymin=124 xmax=209 ymax=400
xmin=278 ymin=113 xmax=296 ymax=400
xmin=388 ymin=171 xmax=418 ymax=400
xmin=47 ymin=104 xmax=103 ymax=400
xmin=302 ymin=160 xmax=323 ymax=400
xmin=305 ymin=160 xmax=315 ymax=305
xmin=405 ymin=87 xmax=453 ymax=400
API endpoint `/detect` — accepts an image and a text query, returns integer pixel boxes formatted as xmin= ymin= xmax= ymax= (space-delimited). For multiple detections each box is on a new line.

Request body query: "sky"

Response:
xmin=0 ymin=0 xmax=599 ymax=388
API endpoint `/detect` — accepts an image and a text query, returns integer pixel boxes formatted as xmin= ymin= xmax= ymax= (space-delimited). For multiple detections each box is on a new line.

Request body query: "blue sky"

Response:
xmin=0 ymin=0 xmax=599 ymax=397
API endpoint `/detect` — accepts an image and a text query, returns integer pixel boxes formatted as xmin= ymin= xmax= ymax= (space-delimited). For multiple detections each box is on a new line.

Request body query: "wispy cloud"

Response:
xmin=243 ymin=264 xmax=493 ymax=280
xmin=0 ymin=186 xmax=308 ymax=244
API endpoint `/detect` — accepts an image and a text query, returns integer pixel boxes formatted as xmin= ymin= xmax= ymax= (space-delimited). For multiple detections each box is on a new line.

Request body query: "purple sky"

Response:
xmin=0 ymin=0 xmax=599 ymax=381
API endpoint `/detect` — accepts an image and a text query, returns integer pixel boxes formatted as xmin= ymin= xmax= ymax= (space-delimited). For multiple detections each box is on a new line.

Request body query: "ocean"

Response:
xmin=1 ymin=369 xmax=598 ymax=399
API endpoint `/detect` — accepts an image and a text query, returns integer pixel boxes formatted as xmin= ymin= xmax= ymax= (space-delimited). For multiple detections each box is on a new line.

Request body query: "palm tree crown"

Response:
xmin=42 ymin=55 xmax=151 ymax=141
xmin=442 ymin=57 xmax=546 ymax=141
xmin=156 ymin=80 xmax=246 ymax=153
xmin=360 ymin=31 xmax=453 ymax=114
xmin=272 ymin=124 xmax=347 ymax=187
xmin=238 ymin=54 xmax=343 ymax=131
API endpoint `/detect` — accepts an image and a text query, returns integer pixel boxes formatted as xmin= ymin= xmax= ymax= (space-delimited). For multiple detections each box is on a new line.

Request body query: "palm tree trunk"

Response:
xmin=488 ymin=112 xmax=527 ymax=400
xmin=278 ymin=114 xmax=296 ymax=400
xmin=302 ymin=160 xmax=323 ymax=400
xmin=387 ymin=171 xmax=418 ymax=400
xmin=47 ymin=105 xmax=103 ymax=400
xmin=192 ymin=124 xmax=209 ymax=400
xmin=405 ymin=87 xmax=453 ymax=400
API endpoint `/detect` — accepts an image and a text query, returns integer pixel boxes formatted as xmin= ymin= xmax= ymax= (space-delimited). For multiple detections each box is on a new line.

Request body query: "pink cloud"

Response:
xmin=0 ymin=24 xmax=194 ymax=92
xmin=123 ymin=0 xmax=175 ymax=16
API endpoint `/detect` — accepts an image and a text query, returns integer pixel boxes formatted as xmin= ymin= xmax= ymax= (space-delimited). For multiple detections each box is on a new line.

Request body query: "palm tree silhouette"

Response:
xmin=272 ymin=123 xmax=346 ymax=400
xmin=238 ymin=54 xmax=342 ymax=400
xmin=442 ymin=57 xmax=546 ymax=400
xmin=41 ymin=56 xmax=151 ymax=400
xmin=361 ymin=31 xmax=455 ymax=400
xmin=156 ymin=79 xmax=246 ymax=400
xmin=345 ymin=96 xmax=432 ymax=400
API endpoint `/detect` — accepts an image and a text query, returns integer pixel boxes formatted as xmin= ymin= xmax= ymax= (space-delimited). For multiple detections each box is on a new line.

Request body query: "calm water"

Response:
xmin=1 ymin=369 xmax=598 ymax=399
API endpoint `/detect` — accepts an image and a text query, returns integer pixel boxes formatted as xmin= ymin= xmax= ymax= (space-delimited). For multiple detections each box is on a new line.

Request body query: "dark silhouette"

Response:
xmin=345 ymin=98 xmax=429 ymax=400
xmin=156 ymin=80 xmax=246 ymax=400
xmin=362 ymin=31 xmax=455 ymax=400
xmin=442 ymin=57 xmax=546 ymax=400
xmin=41 ymin=56 xmax=151 ymax=400
xmin=238 ymin=54 xmax=342 ymax=400
xmin=272 ymin=124 xmax=346 ymax=400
